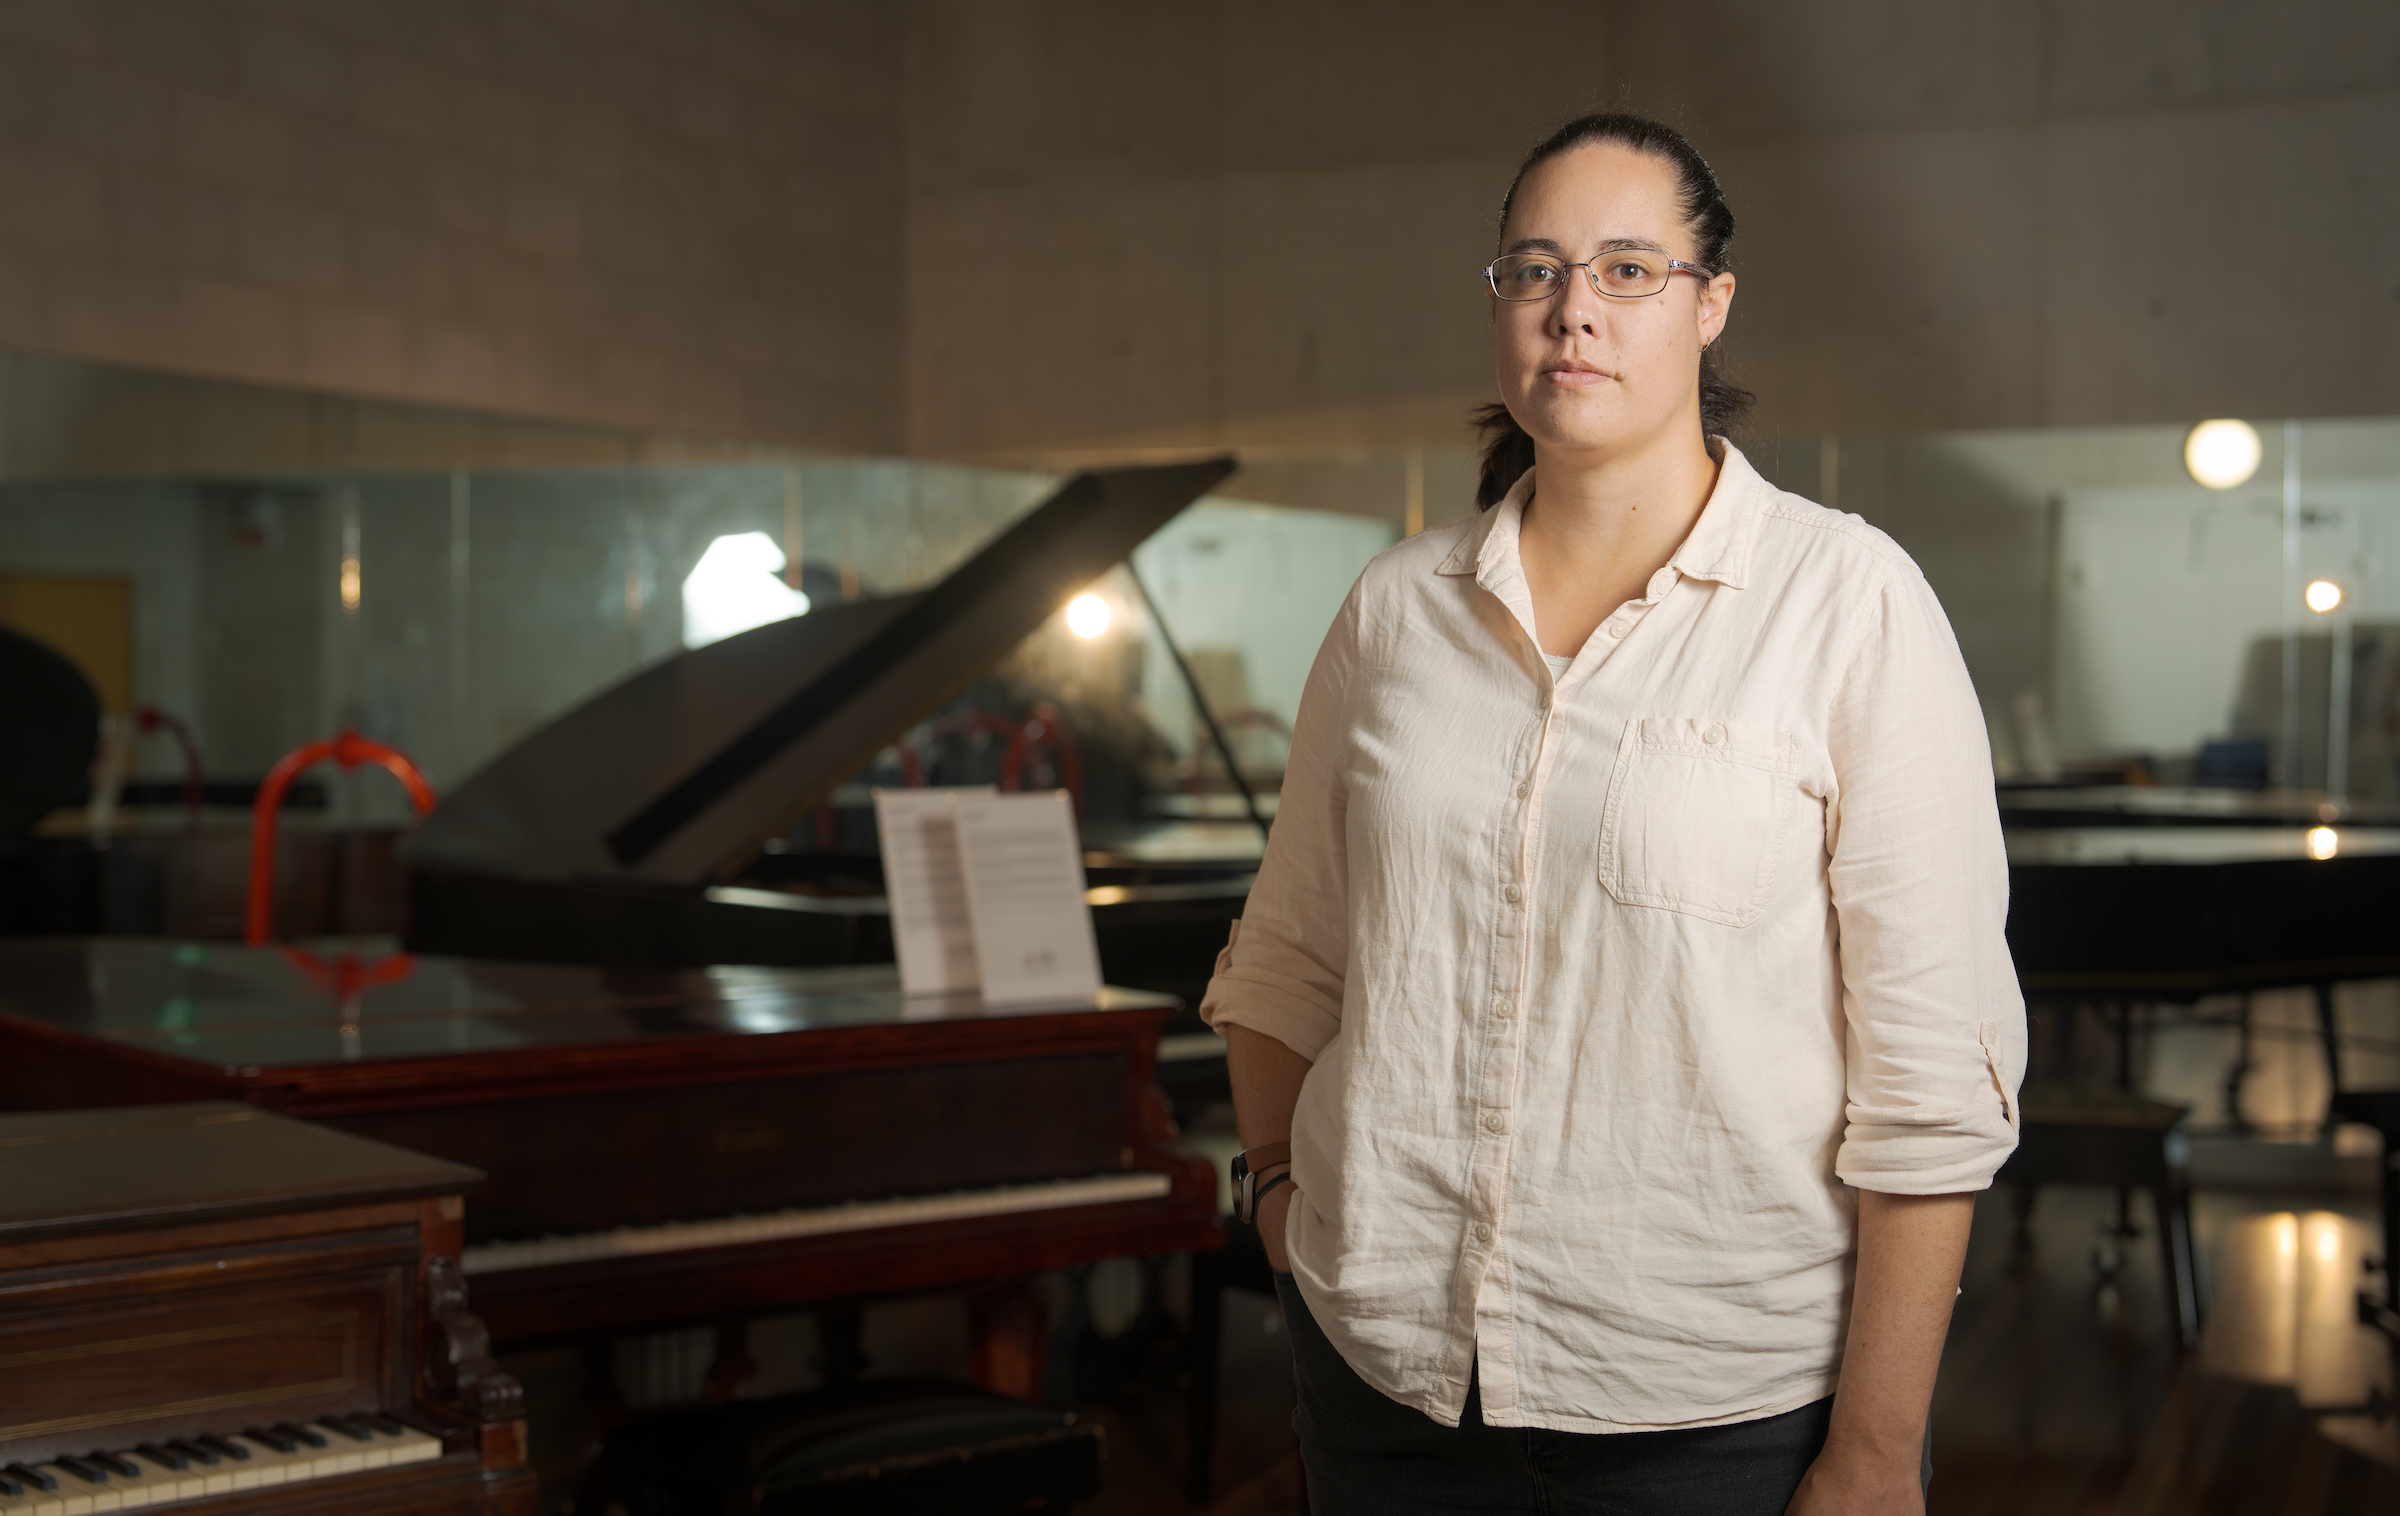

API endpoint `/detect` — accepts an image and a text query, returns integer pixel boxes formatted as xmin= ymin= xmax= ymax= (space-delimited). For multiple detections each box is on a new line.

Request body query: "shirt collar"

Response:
xmin=1432 ymin=441 xmax=1767 ymax=592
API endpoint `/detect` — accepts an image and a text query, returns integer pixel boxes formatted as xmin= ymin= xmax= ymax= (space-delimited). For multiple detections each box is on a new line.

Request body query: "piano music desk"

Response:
xmin=0 ymin=1102 xmax=532 ymax=1516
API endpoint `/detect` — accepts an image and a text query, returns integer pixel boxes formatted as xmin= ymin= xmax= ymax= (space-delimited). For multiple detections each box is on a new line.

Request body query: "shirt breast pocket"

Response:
xmin=1597 ymin=717 xmax=1800 ymax=928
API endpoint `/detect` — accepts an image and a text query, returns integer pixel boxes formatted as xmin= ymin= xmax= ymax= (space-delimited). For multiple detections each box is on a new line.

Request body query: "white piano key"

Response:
xmin=390 ymin=1428 xmax=442 ymax=1465
xmin=460 ymin=1170 xmax=1175 ymax=1274
xmin=126 ymin=1453 xmax=203 ymax=1506
xmin=32 ymin=1471 xmax=90 ymax=1516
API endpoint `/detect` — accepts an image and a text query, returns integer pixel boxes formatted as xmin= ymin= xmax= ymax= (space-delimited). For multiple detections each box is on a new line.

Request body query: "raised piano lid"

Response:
xmin=0 ymin=1101 xmax=481 ymax=1244
xmin=398 ymin=458 xmax=1234 ymax=888
xmin=0 ymin=939 xmax=1176 ymax=1085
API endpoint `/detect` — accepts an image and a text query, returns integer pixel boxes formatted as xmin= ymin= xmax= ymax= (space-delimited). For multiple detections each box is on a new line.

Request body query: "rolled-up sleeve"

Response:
xmin=1827 ymin=560 xmax=2026 ymax=1194
xmin=1197 ymin=587 xmax=1360 ymax=1062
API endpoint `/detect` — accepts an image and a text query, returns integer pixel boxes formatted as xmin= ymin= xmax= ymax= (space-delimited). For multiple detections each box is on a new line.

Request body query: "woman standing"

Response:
xmin=1204 ymin=113 xmax=2023 ymax=1515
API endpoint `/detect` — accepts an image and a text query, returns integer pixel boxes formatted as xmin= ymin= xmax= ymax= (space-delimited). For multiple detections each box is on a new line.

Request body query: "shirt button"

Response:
xmin=1483 ymin=1112 xmax=1505 ymax=1133
xmin=1704 ymin=724 xmax=1725 ymax=746
xmin=1493 ymin=996 xmax=1513 ymax=1019
xmin=1515 ymin=782 xmax=1529 ymax=798
xmin=1603 ymin=620 xmax=1626 ymax=638
xmin=1475 ymin=1222 xmax=1494 ymax=1241
xmin=1503 ymin=884 xmax=1521 ymax=904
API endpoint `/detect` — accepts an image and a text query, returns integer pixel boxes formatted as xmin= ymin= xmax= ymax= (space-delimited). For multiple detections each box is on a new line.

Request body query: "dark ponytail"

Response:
xmin=1474 ymin=113 xmax=1754 ymax=509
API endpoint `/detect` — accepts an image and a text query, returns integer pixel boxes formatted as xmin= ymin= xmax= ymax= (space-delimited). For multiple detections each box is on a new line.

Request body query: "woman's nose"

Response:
xmin=1552 ymin=276 xmax=1601 ymax=337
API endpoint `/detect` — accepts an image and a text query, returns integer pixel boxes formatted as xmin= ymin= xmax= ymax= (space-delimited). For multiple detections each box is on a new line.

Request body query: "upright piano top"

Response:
xmin=0 ymin=1101 xmax=481 ymax=1244
xmin=0 ymin=939 xmax=1179 ymax=1094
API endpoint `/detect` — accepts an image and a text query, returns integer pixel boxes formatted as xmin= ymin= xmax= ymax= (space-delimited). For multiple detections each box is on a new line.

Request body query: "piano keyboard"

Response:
xmin=460 ymin=1170 xmax=1175 ymax=1275
xmin=0 ymin=1417 xmax=441 ymax=1516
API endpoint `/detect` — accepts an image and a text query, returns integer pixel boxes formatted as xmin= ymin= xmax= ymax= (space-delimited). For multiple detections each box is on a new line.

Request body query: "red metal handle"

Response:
xmin=246 ymin=732 xmax=437 ymax=945
xmin=132 ymin=703 xmax=206 ymax=819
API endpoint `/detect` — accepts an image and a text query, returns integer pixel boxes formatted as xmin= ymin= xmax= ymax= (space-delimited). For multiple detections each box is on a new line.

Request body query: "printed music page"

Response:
xmin=873 ymin=786 xmax=994 ymax=996
xmin=954 ymin=790 xmax=1103 ymax=1006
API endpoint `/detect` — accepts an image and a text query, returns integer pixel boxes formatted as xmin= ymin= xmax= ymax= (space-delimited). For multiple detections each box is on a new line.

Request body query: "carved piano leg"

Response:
xmin=421 ymin=1254 xmax=537 ymax=1514
xmin=968 ymin=1280 xmax=1050 ymax=1401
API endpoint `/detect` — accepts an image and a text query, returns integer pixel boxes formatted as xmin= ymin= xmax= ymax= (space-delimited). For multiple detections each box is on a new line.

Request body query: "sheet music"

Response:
xmin=954 ymin=791 xmax=1103 ymax=1006
xmin=873 ymin=787 xmax=994 ymax=996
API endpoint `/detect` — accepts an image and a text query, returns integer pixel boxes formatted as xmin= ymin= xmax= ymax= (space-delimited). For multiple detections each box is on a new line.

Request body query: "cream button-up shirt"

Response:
xmin=1201 ymin=445 xmax=2025 ymax=1434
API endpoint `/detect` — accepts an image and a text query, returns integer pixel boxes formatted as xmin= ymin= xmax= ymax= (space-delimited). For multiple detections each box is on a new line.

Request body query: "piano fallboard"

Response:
xmin=0 ymin=941 xmax=1224 ymax=1348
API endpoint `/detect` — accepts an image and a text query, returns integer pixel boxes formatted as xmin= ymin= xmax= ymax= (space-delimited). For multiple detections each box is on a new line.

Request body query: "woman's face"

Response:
xmin=1491 ymin=142 xmax=1735 ymax=465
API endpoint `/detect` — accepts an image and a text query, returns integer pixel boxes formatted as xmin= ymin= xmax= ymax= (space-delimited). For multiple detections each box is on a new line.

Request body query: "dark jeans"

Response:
xmin=1275 ymin=1274 xmax=1926 ymax=1515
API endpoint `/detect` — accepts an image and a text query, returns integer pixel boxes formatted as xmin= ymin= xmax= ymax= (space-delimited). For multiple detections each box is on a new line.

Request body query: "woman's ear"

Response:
xmin=1696 ymin=271 xmax=1736 ymax=348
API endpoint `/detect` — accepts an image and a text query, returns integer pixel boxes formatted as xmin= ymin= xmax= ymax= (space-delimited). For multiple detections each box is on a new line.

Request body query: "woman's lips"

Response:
xmin=1543 ymin=366 xmax=1616 ymax=388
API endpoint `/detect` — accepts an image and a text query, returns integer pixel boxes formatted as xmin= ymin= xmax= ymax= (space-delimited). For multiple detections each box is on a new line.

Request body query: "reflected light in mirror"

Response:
xmin=2310 ymin=1213 xmax=2342 ymax=1264
xmin=2305 ymin=579 xmax=2342 ymax=613
xmin=2307 ymin=826 xmax=2339 ymax=860
xmin=2184 ymin=418 xmax=2262 ymax=489
xmin=1066 ymin=592 xmax=1111 ymax=639
xmin=682 ymin=531 xmax=810 ymax=648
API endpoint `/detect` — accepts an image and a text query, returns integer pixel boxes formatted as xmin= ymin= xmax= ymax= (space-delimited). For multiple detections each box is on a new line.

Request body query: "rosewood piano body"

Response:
xmin=0 ymin=941 xmax=1222 ymax=1360
xmin=0 ymin=1101 xmax=531 ymax=1516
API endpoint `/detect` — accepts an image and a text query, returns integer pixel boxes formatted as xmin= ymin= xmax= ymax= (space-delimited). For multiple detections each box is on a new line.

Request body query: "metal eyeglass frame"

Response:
xmin=1484 ymin=253 xmax=1718 ymax=302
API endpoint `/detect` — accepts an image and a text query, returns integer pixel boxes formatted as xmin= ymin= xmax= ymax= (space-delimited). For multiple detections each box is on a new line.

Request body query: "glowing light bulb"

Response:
xmin=2184 ymin=419 xmax=2262 ymax=490
xmin=2307 ymin=826 xmax=2339 ymax=860
xmin=2305 ymin=579 xmax=2342 ymax=613
xmin=1066 ymin=593 xmax=1111 ymax=639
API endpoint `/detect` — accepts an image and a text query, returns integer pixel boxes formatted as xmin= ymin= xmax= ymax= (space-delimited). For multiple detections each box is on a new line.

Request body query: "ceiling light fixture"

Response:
xmin=2184 ymin=419 xmax=2262 ymax=490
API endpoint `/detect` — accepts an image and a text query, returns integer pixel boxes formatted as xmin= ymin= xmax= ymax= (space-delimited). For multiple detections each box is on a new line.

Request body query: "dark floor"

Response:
xmin=509 ymin=997 xmax=2400 ymax=1516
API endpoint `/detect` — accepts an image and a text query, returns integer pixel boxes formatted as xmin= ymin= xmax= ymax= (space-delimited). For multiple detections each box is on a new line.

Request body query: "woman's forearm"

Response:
xmin=1224 ymin=1024 xmax=1312 ymax=1270
xmin=1788 ymin=1189 xmax=1975 ymax=1514
xmin=1225 ymin=1023 xmax=1311 ymax=1149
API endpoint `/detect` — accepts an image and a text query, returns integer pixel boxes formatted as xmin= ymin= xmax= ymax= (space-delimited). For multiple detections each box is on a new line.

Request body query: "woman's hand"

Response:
xmin=1256 ymin=1170 xmax=1300 ymax=1274
xmin=1782 ymin=1435 xmax=1924 ymax=1515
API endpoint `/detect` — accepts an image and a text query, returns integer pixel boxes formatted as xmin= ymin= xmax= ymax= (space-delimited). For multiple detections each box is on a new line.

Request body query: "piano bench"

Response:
xmin=1996 ymin=1086 xmax=2200 ymax=1352
xmin=585 ymin=1377 xmax=1103 ymax=1516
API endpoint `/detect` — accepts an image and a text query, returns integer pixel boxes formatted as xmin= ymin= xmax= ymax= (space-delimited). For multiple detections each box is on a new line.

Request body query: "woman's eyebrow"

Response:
xmin=1500 ymin=235 xmax=1673 ymax=257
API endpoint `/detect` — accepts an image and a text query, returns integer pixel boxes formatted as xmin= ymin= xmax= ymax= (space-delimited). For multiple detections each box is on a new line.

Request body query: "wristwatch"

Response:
xmin=1231 ymin=1147 xmax=1294 ymax=1225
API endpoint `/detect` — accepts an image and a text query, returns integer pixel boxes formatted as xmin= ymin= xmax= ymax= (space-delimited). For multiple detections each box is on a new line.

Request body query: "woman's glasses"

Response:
xmin=1484 ymin=251 xmax=1715 ymax=302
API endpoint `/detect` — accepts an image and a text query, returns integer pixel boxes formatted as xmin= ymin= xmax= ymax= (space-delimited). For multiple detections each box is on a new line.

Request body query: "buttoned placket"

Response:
xmin=1466 ymin=561 xmax=1689 ymax=1417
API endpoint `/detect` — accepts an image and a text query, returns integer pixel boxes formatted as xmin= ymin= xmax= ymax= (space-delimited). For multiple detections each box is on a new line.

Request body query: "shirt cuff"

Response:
xmin=1199 ymin=973 xmax=1342 ymax=1063
xmin=1834 ymin=1108 xmax=2019 ymax=1194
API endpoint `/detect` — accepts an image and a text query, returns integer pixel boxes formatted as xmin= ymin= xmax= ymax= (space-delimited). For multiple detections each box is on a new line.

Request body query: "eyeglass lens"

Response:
xmin=1488 ymin=253 xmax=1672 ymax=301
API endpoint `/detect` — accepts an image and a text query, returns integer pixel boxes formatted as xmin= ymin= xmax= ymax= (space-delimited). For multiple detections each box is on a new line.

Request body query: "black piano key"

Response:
xmin=134 ymin=1445 xmax=189 ymax=1472
xmin=363 ymin=1413 xmax=408 ymax=1437
xmin=51 ymin=1456 xmax=106 ymax=1485
xmin=194 ymin=1435 xmax=250 ymax=1461
xmin=88 ymin=1452 xmax=139 ymax=1478
xmin=243 ymin=1427 xmax=299 ymax=1454
xmin=275 ymin=1422 xmax=329 ymax=1449
xmin=0 ymin=1472 xmax=21 ymax=1496
xmin=319 ymin=1417 xmax=375 ymax=1443
xmin=164 ymin=1440 xmax=219 ymax=1466
xmin=4 ymin=1465 xmax=56 ymax=1492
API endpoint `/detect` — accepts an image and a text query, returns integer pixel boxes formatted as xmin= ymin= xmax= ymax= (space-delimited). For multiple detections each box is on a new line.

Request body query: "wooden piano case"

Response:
xmin=0 ymin=942 xmax=1223 ymax=1356
xmin=0 ymin=1102 xmax=534 ymax=1516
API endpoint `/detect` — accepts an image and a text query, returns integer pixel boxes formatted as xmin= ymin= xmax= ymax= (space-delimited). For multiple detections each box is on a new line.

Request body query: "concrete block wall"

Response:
xmin=907 ymin=0 xmax=2400 ymax=469
xmin=0 ymin=0 xmax=906 ymax=454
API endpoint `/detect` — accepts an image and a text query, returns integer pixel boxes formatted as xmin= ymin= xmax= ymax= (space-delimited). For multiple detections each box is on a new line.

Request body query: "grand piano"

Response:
xmin=1997 ymin=785 xmax=2400 ymax=1336
xmin=0 ymin=461 xmax=1250 ymax=1496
